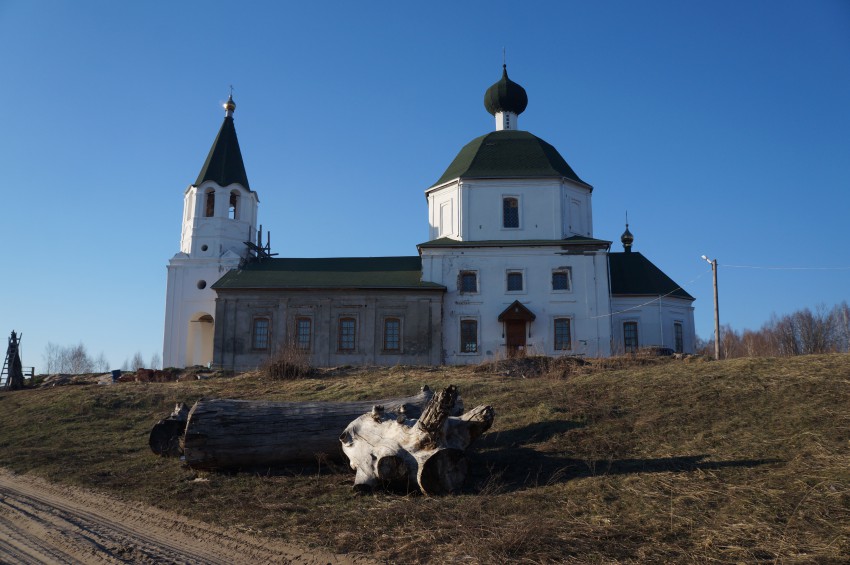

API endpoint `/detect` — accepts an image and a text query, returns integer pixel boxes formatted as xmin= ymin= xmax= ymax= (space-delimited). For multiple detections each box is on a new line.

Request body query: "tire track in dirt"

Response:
xmin=0 ymin=469 xmax=373 ymax=564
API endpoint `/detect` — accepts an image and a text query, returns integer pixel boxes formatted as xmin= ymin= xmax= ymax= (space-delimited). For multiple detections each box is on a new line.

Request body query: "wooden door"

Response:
xmin=506 ymin=321 xmax=526 ymax=358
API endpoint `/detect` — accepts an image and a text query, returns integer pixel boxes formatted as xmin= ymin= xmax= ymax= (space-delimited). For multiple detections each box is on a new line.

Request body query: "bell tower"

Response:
xmin=163 ymin=95 xmax=259 ymax=368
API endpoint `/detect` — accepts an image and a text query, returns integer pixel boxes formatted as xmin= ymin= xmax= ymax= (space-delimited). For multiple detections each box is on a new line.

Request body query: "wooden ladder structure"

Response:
xmin=1 ymin=330 xmax=25 ymax=390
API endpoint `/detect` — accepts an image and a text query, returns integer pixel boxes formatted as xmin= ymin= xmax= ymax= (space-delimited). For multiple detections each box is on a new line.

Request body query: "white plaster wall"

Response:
xmin=427 ymin=181 xmax=461 ymax=240
xmin=164 ymin=180 xmax=259 ymax=368
xmin=421 ymin=245 xmax=612 ymax=363
xmin=180 ymin=182 xmax=258 ymax=256
xmin=610 ymin=296 xmax=696 ymax=354
xmin=426 ymin=179 xmax=592 ymax=242
xmin=163 ymin=253 xmax=241 ymax=367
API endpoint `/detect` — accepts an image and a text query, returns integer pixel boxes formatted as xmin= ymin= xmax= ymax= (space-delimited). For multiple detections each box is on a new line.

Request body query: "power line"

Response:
xmin=591 ymin=269 xmax=711 ymax=319
xmin=721 ymin=264 xmax=850 ymax=271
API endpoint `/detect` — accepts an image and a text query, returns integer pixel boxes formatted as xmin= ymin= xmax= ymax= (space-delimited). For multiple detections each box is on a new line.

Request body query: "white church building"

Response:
xmin=163 ymin=68 xmax=696 ymax=369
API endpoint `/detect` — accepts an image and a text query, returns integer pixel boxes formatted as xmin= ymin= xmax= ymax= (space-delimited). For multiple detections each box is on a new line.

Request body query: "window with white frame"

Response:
xmin=503 ymin=197 xmax=519 ymax=228
xmin=458 ymin=271 xmax=478 ymax=293
xmin=554 ymin=318 xmax=572 ymax=350
xmin=552 ymin=269 xmax=572 ymax=291
xmin=506 ymin=270 xmax=523 ymax=292
xmin=623 ymin=321 xmax=639 ymax=353
xmin=460 ymin=319 xmax=478 ymax=353
xmin=674 ymin=322 xmax=684 ymax=354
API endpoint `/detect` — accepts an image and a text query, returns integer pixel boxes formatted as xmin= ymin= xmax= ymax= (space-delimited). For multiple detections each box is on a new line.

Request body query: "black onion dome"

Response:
xmin=484 ymin=65 xmax=528 ymax=116
xmin=621 ymin=224 xmax=634 ymax=251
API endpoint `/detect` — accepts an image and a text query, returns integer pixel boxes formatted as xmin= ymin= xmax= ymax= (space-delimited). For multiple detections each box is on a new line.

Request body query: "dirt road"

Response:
xmin=0 ymin=469 xmax=371 ymax=564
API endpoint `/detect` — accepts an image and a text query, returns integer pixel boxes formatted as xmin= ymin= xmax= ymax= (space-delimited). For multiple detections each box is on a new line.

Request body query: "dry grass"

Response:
xmin=0 ymin=355 xmax=848 ymax=563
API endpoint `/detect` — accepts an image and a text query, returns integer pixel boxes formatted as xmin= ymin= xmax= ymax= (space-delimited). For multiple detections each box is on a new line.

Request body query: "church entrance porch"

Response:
xmin=498 ymin=301 xmax=536 ymax=358
xmin=505 ymin=320 xmax=527 ymax=357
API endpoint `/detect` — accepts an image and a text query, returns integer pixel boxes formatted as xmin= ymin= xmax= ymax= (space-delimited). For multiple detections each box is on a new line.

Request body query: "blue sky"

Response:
xmin=1 ymin=1 xmax=848 ymax=369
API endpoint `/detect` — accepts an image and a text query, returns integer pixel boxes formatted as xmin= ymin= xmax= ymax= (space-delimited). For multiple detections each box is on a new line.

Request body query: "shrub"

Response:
xmin=262 ymin=341 xmax=312 ymax=379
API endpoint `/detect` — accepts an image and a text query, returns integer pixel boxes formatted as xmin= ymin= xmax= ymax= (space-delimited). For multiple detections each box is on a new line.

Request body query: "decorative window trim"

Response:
xmin=338 ymin=317 xmax=357 ymax=353
xmin=382 ymin=317 xmax=402 ymax=353
xmin=552 ymin=268 xmax=573 ymax=293
xmin=252 ymin=316 xmax=271 ymax=351
xmin=505 ymin=269 xmax=526 ymax=294
xmin=459 ymin=318 xmax=480 ymax=355
xmin=502 ymin=195 xmax=520 ymax=229
xmin=458 ymin=270 xmax=479 ymax=294
xmin=553 ymin=317 xmax=573 ymax=351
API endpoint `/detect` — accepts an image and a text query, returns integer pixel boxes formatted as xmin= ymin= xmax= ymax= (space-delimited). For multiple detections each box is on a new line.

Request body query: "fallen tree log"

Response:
xmin=174 ymin=387 xmax=441 ymax=471
xmin=340 ymin=385 xmax=494 ymax=495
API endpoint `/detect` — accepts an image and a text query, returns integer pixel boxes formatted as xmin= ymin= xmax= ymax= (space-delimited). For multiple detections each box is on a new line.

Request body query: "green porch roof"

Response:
xmin=608 ymin=252 xmax=695 ymax=300
xmin=430 ymin=130 xmax=590 ymax=190
xmin=212 ymin=256 xmax=445 ymax=291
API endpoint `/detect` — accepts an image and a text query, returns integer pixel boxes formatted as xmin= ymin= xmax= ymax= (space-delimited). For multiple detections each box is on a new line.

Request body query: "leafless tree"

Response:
xmin=131 ymin=351 xmax=145 ymax=370
xmin=94 ymin=352 xmax=110 ymax=372
xmin=149 ymin=352 xmax=161 ymax=370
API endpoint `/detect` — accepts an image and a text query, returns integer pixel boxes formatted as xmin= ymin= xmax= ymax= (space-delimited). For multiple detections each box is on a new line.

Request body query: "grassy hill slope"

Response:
xmin=0 ymin=355 xmax=848 ymax=563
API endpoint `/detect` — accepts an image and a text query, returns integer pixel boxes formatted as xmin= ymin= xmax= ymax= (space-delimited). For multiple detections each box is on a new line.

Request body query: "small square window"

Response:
xmin=552 ymin=269 xmax=572 ymax=291
xmin=507 ymin=271 xmax=523 ymax=292
xmin=459 ymin=271 xmax=478 ymax=293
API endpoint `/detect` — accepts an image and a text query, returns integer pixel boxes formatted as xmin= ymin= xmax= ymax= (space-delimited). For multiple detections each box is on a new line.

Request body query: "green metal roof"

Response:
xmin=195 ymin=116 xmax=251 ymax=190
xmin=212 ymin=256 xmax=445 ymax=291
xmin=608 ymin=252 xmax=695 ymax=300
xmin=418 ymin=235 xmax=610 ymax=249
xmin=430 ymin=130 xmax=590 ymax=189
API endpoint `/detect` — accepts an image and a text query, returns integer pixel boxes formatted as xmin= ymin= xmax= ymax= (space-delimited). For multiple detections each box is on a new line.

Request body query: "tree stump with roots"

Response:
xmin=339 ymin=385 xmax=494 ymax=495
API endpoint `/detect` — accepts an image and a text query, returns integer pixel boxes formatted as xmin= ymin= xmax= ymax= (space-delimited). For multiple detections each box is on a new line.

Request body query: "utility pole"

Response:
xmin=702 ymin=255 xmax=720 ymax=359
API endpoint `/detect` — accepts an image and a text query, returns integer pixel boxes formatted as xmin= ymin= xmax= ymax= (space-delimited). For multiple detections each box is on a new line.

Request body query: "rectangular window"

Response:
xmin=295 ymin=317 xmax=311 ymax=350
xmin=503 ymin=197 xmax=519 ymax=228
xmin=383 ymin=318 xmax=401 ymax=351
xmin=554 ymin=318 xmax=571 ymax=350
xmin=623 ymin=321 xmax=639 ymax=353
xmin=460 ymin=320 xmax=478 ymax=353
xmin=459 ymin=271 xmax=478 ymax=293
xmin=674 ymin=322 xmax=684 ymax=354
xmin=552 ymin=269 xmax=571 ymax=291
xmin=252 ymin=317 xmax=270 ymax=350
xmin=507 ymin=271 xmax=523 ymax=292
xmin=339 ymin=317 xmax=356 ymax=352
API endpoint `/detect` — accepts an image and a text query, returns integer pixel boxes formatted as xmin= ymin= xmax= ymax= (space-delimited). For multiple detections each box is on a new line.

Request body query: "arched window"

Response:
xmin=204 ymin=189 xmax=215 ymax=217
xmin=503 ymin=197 xmax=519 ymax=228
xmin=229 ymin=191 xmax=239 ymax=220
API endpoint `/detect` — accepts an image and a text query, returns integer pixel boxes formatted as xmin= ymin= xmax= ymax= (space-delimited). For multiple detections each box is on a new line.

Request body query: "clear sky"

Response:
xmin=1 ymin=1 xmax=848 ymax=369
